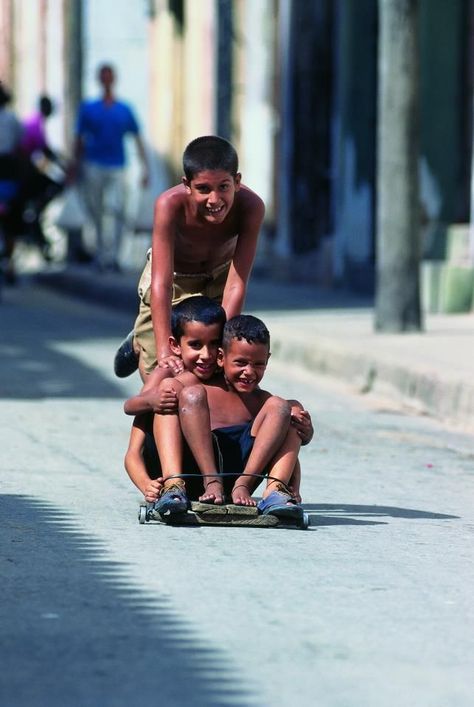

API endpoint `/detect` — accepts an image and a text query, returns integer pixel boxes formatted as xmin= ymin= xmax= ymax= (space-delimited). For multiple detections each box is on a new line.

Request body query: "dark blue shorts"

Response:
xmin=212 ymin=421 xmax=260 ymax=495
xmin=212 ymin=422 xmax=255 ymax=474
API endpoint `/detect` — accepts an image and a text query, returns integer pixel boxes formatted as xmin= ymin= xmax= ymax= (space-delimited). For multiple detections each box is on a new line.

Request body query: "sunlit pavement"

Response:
xmin=1 ymin=281 xmax=474 ymax=706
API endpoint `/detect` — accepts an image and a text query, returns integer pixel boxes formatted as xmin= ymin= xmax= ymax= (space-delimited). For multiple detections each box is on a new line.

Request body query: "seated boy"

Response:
xmin=155 ymin=315 xmax=312 ymax=519
xmin=114 ymin=135 xmax=265 ymax=381
xmin=124 ymin=299 xmax=312 ymax=511
xmin=124 ymin=295 xmax=226 ymax=501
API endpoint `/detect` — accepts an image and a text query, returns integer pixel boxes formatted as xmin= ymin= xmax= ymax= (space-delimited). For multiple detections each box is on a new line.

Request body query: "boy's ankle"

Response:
xmin=163 ymin=476 xmax=186 ymax=489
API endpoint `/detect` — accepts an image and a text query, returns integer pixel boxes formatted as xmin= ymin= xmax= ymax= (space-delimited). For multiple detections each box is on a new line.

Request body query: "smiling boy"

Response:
xmin=115 ymin=135 xmax=265 ymax=380
xmin=160 ymin=315 xmax=312 ymax=520
xmin=124 ymin=296 xmax=226 ymax=502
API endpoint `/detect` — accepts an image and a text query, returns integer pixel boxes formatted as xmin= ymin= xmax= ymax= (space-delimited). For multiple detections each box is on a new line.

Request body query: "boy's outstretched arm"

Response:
xmin=221 ymin=191 xmax=265 ymax=319
xmin=149 ymin=192 xmax=184 ymax=373
xmin=124 ymin=417 xmax=163 ymax=502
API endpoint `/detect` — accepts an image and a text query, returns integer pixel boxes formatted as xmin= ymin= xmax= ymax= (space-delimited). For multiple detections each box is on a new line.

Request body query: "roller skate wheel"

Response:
xmin=300 ymin=512 xmax=310 ymax=530
xmin=138 ymin=504 xmax=147 ymax=524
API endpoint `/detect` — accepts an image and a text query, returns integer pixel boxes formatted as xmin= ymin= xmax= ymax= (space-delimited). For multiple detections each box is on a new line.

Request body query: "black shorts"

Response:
xmin=212 ymin=422 xmax=261 ymax=494
xmin=144 ymin=431 xmax=205 ymax=501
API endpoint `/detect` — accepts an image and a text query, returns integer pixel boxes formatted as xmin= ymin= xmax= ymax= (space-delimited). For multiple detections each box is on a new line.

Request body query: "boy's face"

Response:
xmin=170 ymin=321 xmax=222 ymax=381
xmin=183 ymin=169 xmax=241 ymax=224
xmin=220 ymin=338 xmax=270 ymax=393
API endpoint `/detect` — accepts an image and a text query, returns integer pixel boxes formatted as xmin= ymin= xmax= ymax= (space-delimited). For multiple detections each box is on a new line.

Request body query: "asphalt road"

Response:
xmin=1 ymin=282 xmax=474 ymax=707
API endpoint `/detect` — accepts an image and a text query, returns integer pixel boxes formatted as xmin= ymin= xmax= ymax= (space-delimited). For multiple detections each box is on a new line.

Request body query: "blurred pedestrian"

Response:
xmin=72 ymin=63 xmax=149 ymax=271
xmin=20 ymin=94 xmax=55 ymax=159
xmin=19 ymin=95 xmax=66 ymax=259
xmin=0 ymin=83 xmax=23 ymax=284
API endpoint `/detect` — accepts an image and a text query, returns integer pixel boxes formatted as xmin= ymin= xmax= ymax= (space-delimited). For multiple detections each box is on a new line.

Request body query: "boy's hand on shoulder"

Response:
xmin=291 ymin=409 xmax=314 ymax=445
xmin=158 ymin=354 xmax=184 ymax=375
xmin=144 ymin=478 xmax=163 ymax=502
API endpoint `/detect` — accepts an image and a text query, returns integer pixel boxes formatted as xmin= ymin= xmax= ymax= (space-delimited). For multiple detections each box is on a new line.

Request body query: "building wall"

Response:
xmin=1 ymin=0 xmax=472 ymax=297
xmin=331 ymin=0 xmax=377 ymax=291
xmin=419 ymin=0 xmax=470 ymax=252
xmin=0 ymin=0 xmax=15 ymax=86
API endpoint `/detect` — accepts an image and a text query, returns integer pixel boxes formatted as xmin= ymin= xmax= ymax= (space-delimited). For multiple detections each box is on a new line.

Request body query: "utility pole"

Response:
xmin=62 ymin=0 xmax=83 ymax=263
xmin=62 ymin=0 xmax=82 ymax=150
xmin=375 ymin=0 xmax=423 ymax=331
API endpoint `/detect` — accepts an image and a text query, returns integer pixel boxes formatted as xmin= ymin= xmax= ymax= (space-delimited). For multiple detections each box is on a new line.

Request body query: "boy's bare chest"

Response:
xmin=174 ymin=220 xmax=239 ymax=271
xmin=207 ymin=386 xmax=263 ymax=430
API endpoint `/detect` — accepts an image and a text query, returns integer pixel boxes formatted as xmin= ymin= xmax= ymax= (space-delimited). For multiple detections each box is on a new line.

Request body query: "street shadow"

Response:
xmin=0 ymin=495 xmax=258 ymax=707
xmin=0 ymin=282 xmax=134 ymax=400
xmin=303 ymin=503 xmax=459 ymax=527
xmin=2 ymin=271 xmax=372 ymax=401
xmin=36 ymin=267 xmax=374 ymax=316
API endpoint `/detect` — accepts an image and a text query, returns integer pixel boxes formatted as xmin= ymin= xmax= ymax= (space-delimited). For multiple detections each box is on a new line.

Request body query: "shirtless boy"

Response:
xmin=114 ymin=135 xmax=265 ymax=381
xmin=156 ymin=315 xmax=312 ymax=520
xmin=124 ymin=296 xmax=226 ymax=501
xmin=124 ymin=300 xmax=312 ymax=515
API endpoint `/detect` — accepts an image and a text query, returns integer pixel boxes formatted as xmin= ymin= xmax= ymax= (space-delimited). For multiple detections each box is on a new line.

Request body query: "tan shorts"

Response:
xmin=133 ymin=249 xmax=231 ymax=374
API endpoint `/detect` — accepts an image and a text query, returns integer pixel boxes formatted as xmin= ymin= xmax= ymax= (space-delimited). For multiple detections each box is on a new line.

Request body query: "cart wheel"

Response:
xmin=138 ymin=505 xmax=147 ymax=524
xmin=300 ymin=512 xmax=310 ymax=530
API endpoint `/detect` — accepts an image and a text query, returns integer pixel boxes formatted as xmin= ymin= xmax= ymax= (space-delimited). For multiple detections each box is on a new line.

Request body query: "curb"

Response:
xmin=270 ymin=329 xmax=474 ymax=432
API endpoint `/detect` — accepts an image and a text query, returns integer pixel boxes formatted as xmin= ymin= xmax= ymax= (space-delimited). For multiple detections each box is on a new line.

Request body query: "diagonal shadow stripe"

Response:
xmin=303 ymin=503 xmax=459 ymax=526
xmin=0 ymin=495 xmax=259 ymax=707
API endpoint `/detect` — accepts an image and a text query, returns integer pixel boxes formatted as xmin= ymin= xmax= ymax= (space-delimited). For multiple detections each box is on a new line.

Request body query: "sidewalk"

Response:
xmin=35 ymin=263 xmax=474 ymax=433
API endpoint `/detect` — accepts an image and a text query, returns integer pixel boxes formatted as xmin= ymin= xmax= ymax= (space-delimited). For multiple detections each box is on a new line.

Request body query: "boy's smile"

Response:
xmin=184 ymin=169 xmax=241 ymax=224
xmin=170 ymin=321 xmax=222 ymax=381
xmin=221 ymin=339 xmax=270 ymax=393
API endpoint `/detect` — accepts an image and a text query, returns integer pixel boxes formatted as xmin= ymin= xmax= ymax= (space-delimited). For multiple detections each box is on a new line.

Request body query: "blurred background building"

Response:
xmin=1 ymin=0 xmax=473 ymax=311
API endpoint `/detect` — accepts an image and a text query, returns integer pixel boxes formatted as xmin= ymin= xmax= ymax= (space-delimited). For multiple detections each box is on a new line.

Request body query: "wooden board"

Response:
xmin=139 ymin=501 xmax=309 ymax=529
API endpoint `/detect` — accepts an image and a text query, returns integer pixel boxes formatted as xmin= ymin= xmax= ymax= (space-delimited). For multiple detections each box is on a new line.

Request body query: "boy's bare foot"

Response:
xmin=199 ymin=478 xmax=225 ymax=505
xmin=231 ymin=484 xmax=257 ymax=506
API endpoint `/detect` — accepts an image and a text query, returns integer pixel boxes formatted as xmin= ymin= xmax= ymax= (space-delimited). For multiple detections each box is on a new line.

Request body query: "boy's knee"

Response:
xmin=265 ymin=395 xmax=291 ymax=419
xmin=179 ymin=384 xmax=207 ymax=411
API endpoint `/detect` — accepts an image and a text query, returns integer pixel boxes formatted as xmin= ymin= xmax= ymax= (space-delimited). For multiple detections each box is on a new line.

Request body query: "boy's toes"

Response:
xmin=231 ymin=486 xmax=256 ymax=506
xmin=199 ymin=491 xmax=223 ymax=504
xmin=199 ymin=480 xmax=224 ymax=505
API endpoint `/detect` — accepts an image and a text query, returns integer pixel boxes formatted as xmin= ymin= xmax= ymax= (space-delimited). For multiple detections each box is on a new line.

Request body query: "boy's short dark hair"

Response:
xmin=171 ymin=296 xmax=226 ymax=341
xmin=183 ymin=136 xmax=239 ymax=181
xmin=222 ymin=315 xmax=270 ymax=351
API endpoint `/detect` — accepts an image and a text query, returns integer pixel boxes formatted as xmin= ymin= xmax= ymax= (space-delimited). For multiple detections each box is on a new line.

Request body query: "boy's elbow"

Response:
xmin=124 ymin=450 xmax=133 ymax=473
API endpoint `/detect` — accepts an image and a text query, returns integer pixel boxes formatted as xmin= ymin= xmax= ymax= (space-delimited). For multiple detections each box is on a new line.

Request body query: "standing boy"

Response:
xmin=114 ymin=135 xmax=265 ymax=380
